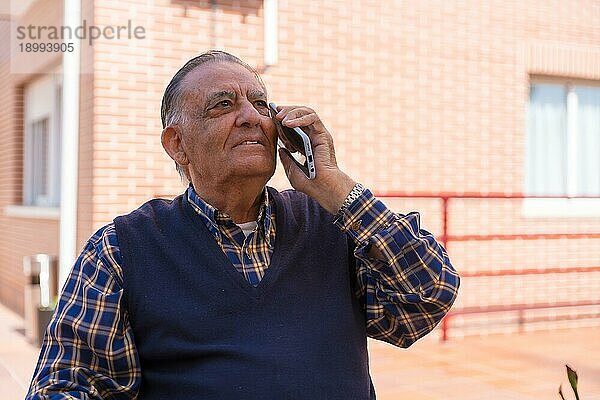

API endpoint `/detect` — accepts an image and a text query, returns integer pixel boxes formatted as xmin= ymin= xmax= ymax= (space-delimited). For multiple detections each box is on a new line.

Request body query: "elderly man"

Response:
xmin=27 ymin=50 xmax=459 ymax=399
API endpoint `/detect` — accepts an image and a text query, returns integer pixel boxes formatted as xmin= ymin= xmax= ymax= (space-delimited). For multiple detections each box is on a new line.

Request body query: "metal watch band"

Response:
xmin=338 ymin=183 xmax=365 ymax=214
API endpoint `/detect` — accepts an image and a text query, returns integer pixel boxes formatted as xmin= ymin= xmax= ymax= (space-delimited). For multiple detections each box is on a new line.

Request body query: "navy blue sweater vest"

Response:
xmin=114 ymin=188 xmax=375 ymax=399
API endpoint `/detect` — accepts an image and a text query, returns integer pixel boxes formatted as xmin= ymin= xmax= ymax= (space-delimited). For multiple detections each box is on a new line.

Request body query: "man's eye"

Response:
xmin=217 ymin=100 xmax=232 ymax=108
xmin=255 ymin=101 xmax=270 ymax=115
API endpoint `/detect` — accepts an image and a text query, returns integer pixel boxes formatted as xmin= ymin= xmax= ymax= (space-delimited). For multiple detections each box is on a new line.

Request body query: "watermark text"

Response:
xmin=15 ymin=19 xmax=146 ymax=46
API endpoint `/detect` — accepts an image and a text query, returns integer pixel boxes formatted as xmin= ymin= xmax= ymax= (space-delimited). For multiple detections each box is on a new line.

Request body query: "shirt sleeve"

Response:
xmin=26 ymin=224 xmax=141 ymax=399
xmin=334 ymin=189 xmax=460 ymax=348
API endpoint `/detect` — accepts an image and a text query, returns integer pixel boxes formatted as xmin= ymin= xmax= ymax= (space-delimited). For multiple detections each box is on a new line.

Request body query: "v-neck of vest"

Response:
xmin=180 ymin=187 xmax=292 ymax=300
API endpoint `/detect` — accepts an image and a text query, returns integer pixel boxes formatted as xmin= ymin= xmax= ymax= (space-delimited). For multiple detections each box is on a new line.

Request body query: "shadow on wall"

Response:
xmin=171 ymin=0 xmax=262 ymax=18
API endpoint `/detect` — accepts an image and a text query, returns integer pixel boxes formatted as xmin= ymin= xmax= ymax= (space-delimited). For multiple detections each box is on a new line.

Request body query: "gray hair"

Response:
xmin=160 ymin=50 xmax=266 ymax=180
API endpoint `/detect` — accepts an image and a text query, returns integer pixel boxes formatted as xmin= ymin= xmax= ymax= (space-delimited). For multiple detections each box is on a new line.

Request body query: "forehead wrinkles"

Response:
xmin=180 ymin=62 xmax=266 ymax=106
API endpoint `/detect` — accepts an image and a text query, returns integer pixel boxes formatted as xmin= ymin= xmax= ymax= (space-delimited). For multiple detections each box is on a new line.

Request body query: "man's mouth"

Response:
xmin=240 ymin=140 xmax=260 ymax=145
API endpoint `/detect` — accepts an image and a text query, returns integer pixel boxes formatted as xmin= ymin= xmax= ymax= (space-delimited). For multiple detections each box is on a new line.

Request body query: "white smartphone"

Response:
xmin=268 ymin=102 xmax=316 ymax=179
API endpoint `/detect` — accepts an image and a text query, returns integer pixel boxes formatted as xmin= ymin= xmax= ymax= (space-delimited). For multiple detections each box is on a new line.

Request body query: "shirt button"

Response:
xmin=350 ymin=220 xmax=362 ymax=231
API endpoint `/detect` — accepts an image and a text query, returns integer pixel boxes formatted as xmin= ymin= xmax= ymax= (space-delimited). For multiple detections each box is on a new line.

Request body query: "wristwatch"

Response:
xmin=337 ymin=183 xmax=365 ymax=214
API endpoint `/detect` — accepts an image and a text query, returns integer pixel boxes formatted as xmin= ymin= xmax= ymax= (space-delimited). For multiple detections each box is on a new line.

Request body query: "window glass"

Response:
xmin=23 ymin=74 xmax=61 ymax=207
xmin=526 ymin=83 xmax=599 ymax=196
xmin=526 ymin=84 xmax=567 ymax=195
xmin=575 ymin=86 xmax=600 ymax=196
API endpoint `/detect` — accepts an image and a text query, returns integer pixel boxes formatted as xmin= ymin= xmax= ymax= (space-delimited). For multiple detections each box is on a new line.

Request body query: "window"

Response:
xmin=30 ymin=118 xmax=50 ymax=201
xmin=23 ymin=73 xmax=62 ymax=207
xmin=526 ymin=82 xmax=600 ymax=197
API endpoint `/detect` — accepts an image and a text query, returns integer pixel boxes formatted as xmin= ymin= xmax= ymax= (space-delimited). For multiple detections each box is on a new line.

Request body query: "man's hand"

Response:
xmin=272 ymin=105 xmax=356 ymax=215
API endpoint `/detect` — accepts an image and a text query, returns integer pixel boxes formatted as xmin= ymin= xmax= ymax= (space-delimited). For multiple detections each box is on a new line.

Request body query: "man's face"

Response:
xmin=177 ymin=62 xmax=277 ymax=187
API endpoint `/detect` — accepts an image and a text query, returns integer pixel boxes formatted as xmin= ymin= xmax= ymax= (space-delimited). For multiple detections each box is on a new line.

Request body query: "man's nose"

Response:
xmin=236 ymin=100 xmax=262 ymax=127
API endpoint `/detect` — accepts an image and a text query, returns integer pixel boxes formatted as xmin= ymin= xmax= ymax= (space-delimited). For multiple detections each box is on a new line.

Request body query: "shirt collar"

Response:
xmin=186 ymin=185 xmax=274 ymax=247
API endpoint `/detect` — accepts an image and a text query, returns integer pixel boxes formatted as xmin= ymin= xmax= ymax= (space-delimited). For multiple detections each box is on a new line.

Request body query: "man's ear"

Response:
xmin=161 ymin=126 xmax=189 ymax=166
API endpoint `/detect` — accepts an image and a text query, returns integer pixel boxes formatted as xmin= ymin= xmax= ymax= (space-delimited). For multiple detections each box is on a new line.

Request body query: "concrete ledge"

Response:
xmin=3 ymin=205 xmax=60 ymax=220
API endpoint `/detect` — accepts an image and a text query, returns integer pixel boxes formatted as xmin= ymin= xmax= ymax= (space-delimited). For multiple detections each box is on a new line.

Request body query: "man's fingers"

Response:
xmin=276 ymin=106 xmax=319 ymax=126
xmin=283 ymin=111 xmax=326 ymax=134
xmin=282 ymin=112 xmax=319 ymax=128
xmin=274 ymin=105 xmax=312 ymax=118
xmin=273 ymin=104 xmax=328 ymax=140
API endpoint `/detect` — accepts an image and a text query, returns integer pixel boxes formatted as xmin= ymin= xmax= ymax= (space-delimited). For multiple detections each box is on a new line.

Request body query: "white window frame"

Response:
xmin=523 ymin=78 xmax=600 ymax=217
xmin=22 ymin=70 xmax=62 ymax=208
xmin=521 ymin=77 xmax=600 ymax=218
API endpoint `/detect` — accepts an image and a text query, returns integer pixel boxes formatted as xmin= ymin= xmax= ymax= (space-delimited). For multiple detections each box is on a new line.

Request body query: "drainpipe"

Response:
xmin=210 ymin=0 xmax=217 ymax=48
xmin=263 ymin=0 xmax=278 ymax=67
xmin=59 ymin=0 xmax=81 ymax=288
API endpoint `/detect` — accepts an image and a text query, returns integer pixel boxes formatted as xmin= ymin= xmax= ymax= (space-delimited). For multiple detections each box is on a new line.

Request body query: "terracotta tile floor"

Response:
xmin=2 ymin=302 xmax=599 ymax=399
xmin=369 ymin=326 xmax=600 ymax=399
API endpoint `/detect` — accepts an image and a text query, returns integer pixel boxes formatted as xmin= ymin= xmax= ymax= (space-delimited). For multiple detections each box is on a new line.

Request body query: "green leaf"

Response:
xmin=566 ymin=365 xmax=579 ymax=400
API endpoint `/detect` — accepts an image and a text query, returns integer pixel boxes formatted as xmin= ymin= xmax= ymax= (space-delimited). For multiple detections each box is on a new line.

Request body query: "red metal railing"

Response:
xmin=375 ymin=192 xmax=600 ymax=341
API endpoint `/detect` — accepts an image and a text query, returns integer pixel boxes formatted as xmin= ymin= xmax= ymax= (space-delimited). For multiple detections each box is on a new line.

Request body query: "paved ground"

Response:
xmin=369 ymin=328 xmax=600 ymax=400
xmin=0 ymin=303 xmax=40 ymax=399
xmin=2 ymin=302 xmax=599 ymax=399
